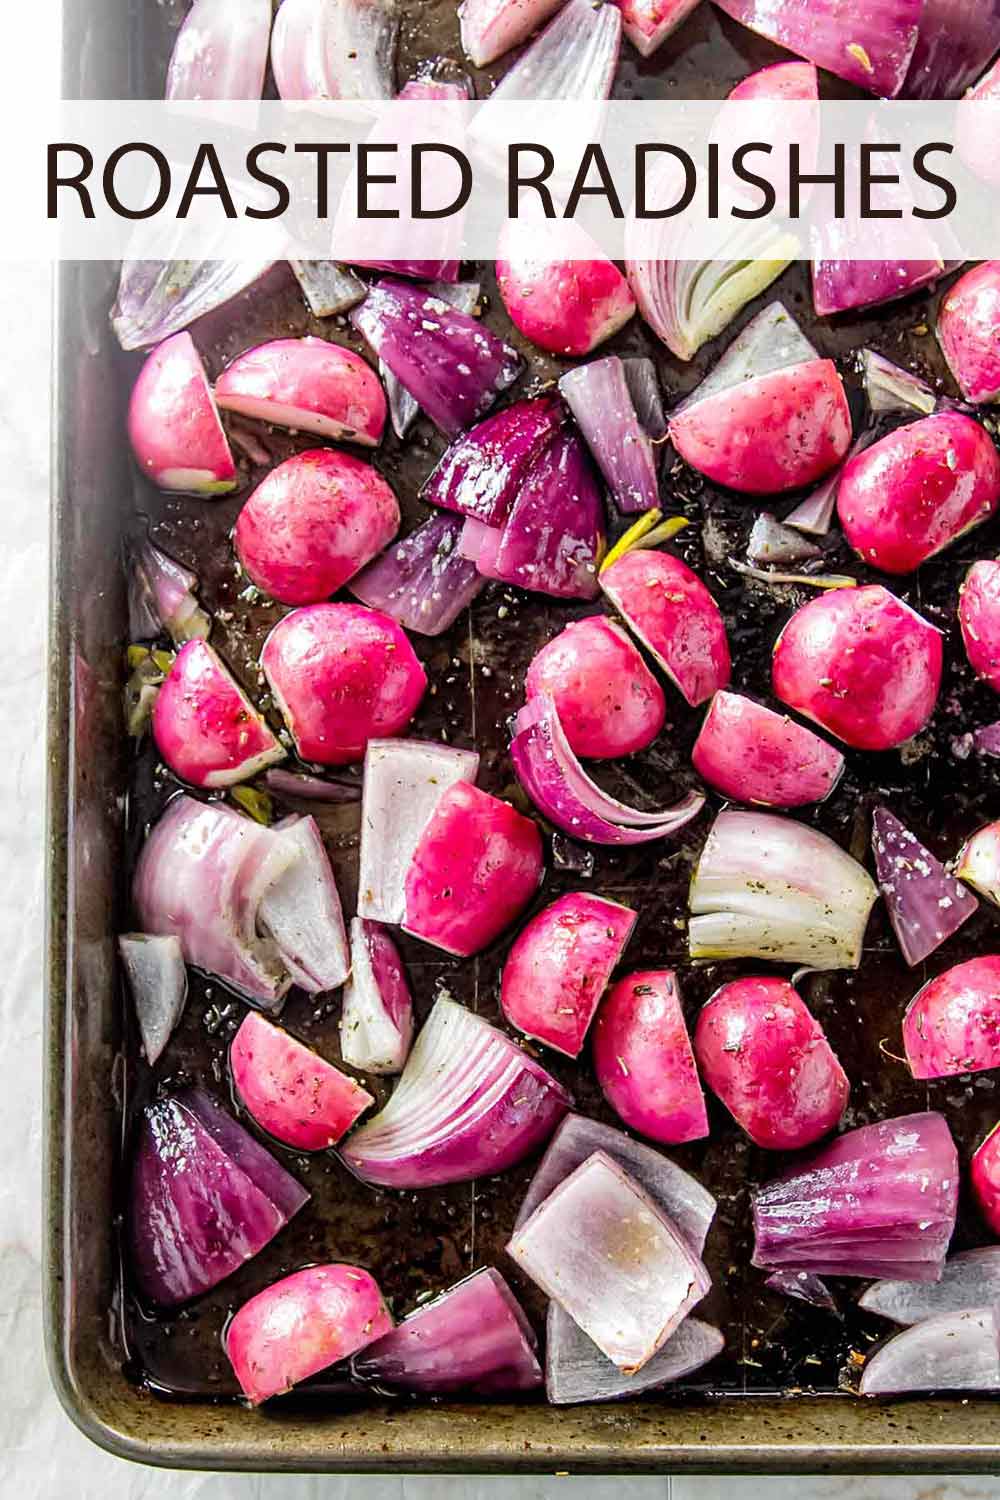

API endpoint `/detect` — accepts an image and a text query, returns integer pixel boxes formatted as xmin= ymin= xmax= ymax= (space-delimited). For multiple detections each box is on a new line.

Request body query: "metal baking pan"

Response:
xmin=44 ymin=0 xmax=1000 ymax=1473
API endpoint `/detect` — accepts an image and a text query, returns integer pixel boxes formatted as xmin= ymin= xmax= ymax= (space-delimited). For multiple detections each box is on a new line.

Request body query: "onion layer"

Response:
xmin=257 ymin=816 xmax=351 ymax=994
xmin=860 ymin=1247 xmax=1000 ymax=1325
xmin=559 ymin=356 xmax=664 ymax=515
xmin=128 ymin=538 xmax=210 ymax=645
xmin=289 ymin=261 xmax=366 ymax=317
xmin=118 ymin=933 xmax=187 ymax=1065
xmin=421 ymin=393 xmax=564 ymax=528
xmin=546 ymin=1305 xmax=723 ymax=1405
xmin=166 ymin=0 xmax=271 ymax=100
xmin=860 ymin=1308 xmax=1000 ymax=1396
xmin=872 ymin=806 xmax=978 ymax=967
xmin=112 ymin=259 xmax=275 ymax=351
xmin=340 ymin=918 xmax=413 ymax=1075
xmin=349 ymin=512 xmax=485 ymax=636
xmin=270 ymin=0 xmax=398 ymax=101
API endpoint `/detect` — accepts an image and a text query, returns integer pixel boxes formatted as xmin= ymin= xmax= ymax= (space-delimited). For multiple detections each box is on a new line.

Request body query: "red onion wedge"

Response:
xmin=511 ymin=691 xmax=705 ymax=847
xmin=508 ymin=1150 xmax=710 ymax=1373
xmin=859 ymin=1307 xmax=1000 ymax=1396
xmin=501 ymin=892 xmax=637 ymax=1058
xmin=227 ymin=1264 xmax=393 ymax=1405
xmin=235 ymin=450 xmax=400 ymax=606
xmin=772 ymin=585 xmax=943 ymax=751
xmin=270 ymin=0 xmax=398 ymax=102
xmin=214 ymin=338 xmax=386 ymax=445
xmin=956 ymin=821 xmax=1000 ymax=908
xmin=600 ymin=549 xmax=731 ymax=707
xmin=165 ymin=0 xmax=270 ymax=100
xmin=257 ymin=815 xmax=351 ymax=993
xmin=694 ymin=977 xmax=848 ymax=1151
xmin=747 ymin=514 xmax=821 ymax=569
xmin=902 ymin=956 xmax=1000 ymax=1080
xmin=860 ymin=1247 xmax=1000 ymax=1325
xmin=348 ymin=513 xmax=485 ymax=637
xmin=340 ymin=918 xmax=413 ymax=1075
xmin=514 ymin=1112 xmax=716 ymax=1254
xmin=118 ymin=933 xmax=187 ymax=1066
xmin=128 ymin=538 xmax=210 ymax=646
xmin=712 ymin=0 xmax=920 ymax=96
xmin=458 ymin=0 xmax=564 ymax=65
xmin=812 ymin=260 xmax=943 ymax=320
xmin=351 ymin=280 xmax=521 ymax=438
xmin=972 ymin=1124 xmax=1000 ymax=1235
xmin=152 ymin=639 xmax=285 ymax=789
xmin=128 ymin=332 xmax=236 ymax=496
xmin=340 ymin=996 xmax=572 ymax=1189
xmin=937 ymin=262 xmax=1000 ymax=406
xmin=752 ymin=1111 xmax=959 ymax=1282
xmin=421 ymin=393 xmax=564 ymax=528
xmin=403 ymin=781 xmax=543 ymax=956
xmin=357 ymin=738 xmax=479 ymax=924
xmin=559 ymin=357 xmax=664 ymax=515
xmin=593 ymin=969 xmax=708 ymax=1146
xmin=975 ymin=721 xmax=1000 ymax=758
xmin=353 ymin=1268 xmax=542 ymax=1394
xmin=765 ymin=1270 xmax=837 ymax=1312
xmin=112 ymin=259 xmax=275 ymax=351
xmin=692 ymin=692 xmax=844 ymax=809
xmin=957 ymin=57 xmax=1000 ymax=188
xmin=289 ymin=261 xmax=366 ymax=318
xmin=231 ymin=1011 xmax=371 ymax=1150
xmin=902 ymin=0 xmax=1000 ymax=99
xmin=689 ymin=809 xmax=878 ymax=971
xmin=381 ymin=281 xmax=480 ymax=439
xmin=617 ymin=0 xmax=700 ymax=56
xmin=861 ymin=347 xmax=936 ymax=416
xmin=261 ymin=604 xmax=426 ymax=766
xmin=871 ymin=806 xmax=978 ymax=968
xmin=479 ymin=0 xmax=620 ymax=103
xmin=525 ymin=617 xmax=665 ymax=760
xmin=130 ymin=1088 xmax=309 ymax=1307
xmin=837 ymin=412 xmax=1000 ymax=575
xmin=264 ymin=768 xmax=362 ymax=804
xmin=546 ymin=1304 xmax=723 ymax=1405
xmin=783 ymin=438 xmax=867 ymax=536
xmin=961 ymin=562 xmax=1000 ymax=691
xmin=497 ymin=220 xmax=635 ymax=358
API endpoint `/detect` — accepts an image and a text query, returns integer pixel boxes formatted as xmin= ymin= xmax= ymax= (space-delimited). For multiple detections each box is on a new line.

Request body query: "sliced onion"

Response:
xmin=559 ymin=356 xmax=663 ymax=515
xmin=747 ymin=514 xmax=821 ymax=568
xmin=514 ymin=1111 xmax=717 ymax=1256
xmin=546 ymin=1304 xmax=723 ymax=1405
xmin=954 ymin=822 xmax=1000 ymax=907
xmin=165 ymin=0 xmax=270 ymax=100
xmin=128 ymin=537 xmax=210 ymax=645
xmin=674 ymin=300 xmax=817 ymax=415
xmin=357 ymin=738 xmax=479 ymax=923
xmin=511 ymin=691 xmax=704 ymax=846
xmin=130 ymin=1087 xmax=309 ymax=1306
xmin=421 ymin=394 xmax=565 ymax=527
xmin=348 ymin=513 xmax=485 ymax=636
xmin=258 ymin=816 xmax=350 ymax=994
xmin=860 ymin=1307 xmax=1000 ymax=1395
xmin=860 ymin=1248 xmax=1000 ymax=1326
xmin=270 ymin=0 xmax=398 ymax=102
xmin=872 ymin=805 xmax=978 ymax=968
xmin=382 ymin=281 xmax=481 ymax=438
xmin=263 ymin=768 xmax=362 ymax=803
xmin=783 ymin=438 xmax=868 ymax=535
xmin=352 ymin=280 xmax=521 ymax=437
xmin=459 ymin=0 xmax=565 ymax=66
xmin=339 ymin=996 xmax=572 ymax=1188
xmin=479 ymin=0 xmax=620 ymax=103
xmin=752 ymin=1111 xmax=959 ymax=1282
xmin=118 ymin=933 xmax=187 ymax=1065
xmin=861 ymin=348 xmax=936 ymax=416
xmin=812 ymin=259 xmax=943 ymax=319
xmin=111 ymin=260 xmax=275 ymax=351
xmin=289 ymin=261 xmax=366 ymax=317
xmin=901 ymin=0 xmax=1000 ymax=99
xmin=508 ymin=1149 xmax=710 ymax=1374
xmin=340 ymin=918 xmax=413 ymax=1075
xmin=689 ymin=808 xmax=878 ymax=970
xmin=765 ymin=1270 xmax=837 ymax=1312
xmin=353 ymin=1268 xmax=542 ymax=1393
xmin=712 ymin=0 xmax=921 ymax=96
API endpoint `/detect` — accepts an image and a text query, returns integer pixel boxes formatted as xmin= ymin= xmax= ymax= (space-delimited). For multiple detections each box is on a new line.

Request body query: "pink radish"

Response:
xmin=214 ymin=337 xmax=387 ymax=444
xmin=234 ymin=449 xmax=400 ymax=605
xmin=261 ymin=604 xmax=426 ymax=765
xmin=496 ymin=220 xmax=636 ymax=357
xmin=971 ymin=1122 xmax=1000 ymax=1235
xmin=592 ymin=969 xmax=708 ymax=1145
xmin=903 ymin=956 xmax=1000 ymax=1080
xmin=230 ymin=1010 xmax=373 ymax=1151
xmin=691 ymin=691 xmax=843 ymax=808
xmin=600 ymin=549 xmax=731 ymax=707
xmin=128 ymin=332 xmax=236 ymax=495
xmin=459 ymin=0 xmax=564 ymax=65
xmin=727 ymin=60 xmax=818 ymax=100
xmin=960 ymin=560 xmax=1000 ymax=690
xmin=837 ymin=412 xmax=1000 ymax=574
xmin=501 ymin=893 xmax=636 ymax=1058
xmin=937 ymin=262 xmax=1000 ymax=405
xmin=955 ymin=820 xmax=1000 ymax=908
xmin=152 ymin=639 xmax=285 ymax=789
xmin=771 ymin=585 xmax=942 ymax=751
xmin=226 ymin=1263 xmax=393 ymax=1405
xmin=616 ymin=0 xmax=700 ymax=56
xmin=694 ymin=977 xmax=848 ymax=1150
xmin=524 ymin=617 xmax=665 ymax=759
xmin=403 ymin=782 xmax=544 ymax=956
xmin=957 ymin=58 xmax=1000 ymax=188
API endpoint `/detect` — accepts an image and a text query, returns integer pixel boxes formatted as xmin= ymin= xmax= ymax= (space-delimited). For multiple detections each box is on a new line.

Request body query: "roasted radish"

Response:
xmin=230 ymin=1010 xmax=373 ymax=1151
xmin=128 ymin=332 xmax=236 ymax=495
xmin=496 ymin=220 xmax=636 ymax=357
xmin=592 ymin=969 xmax=708 ymax=1144
xmin=600 ymin=549 xmax=731 ymax=706
xmin=691 ymin=691 xmax=843 ymax=808
xmin=152 ymin=639 xmax=285 ymax=788
xmin=960 ymin=560 xmax=1000 ymax=689
xmin=525 ymin=617 xmax=665 ymax=759
xmin=971 ymin=1123 xmax=1000 ymax=1235
xmin=214 ymin=337 xmax=387 ymax=444
xmin=903 ymin=956 xmax=1000 ymax=1079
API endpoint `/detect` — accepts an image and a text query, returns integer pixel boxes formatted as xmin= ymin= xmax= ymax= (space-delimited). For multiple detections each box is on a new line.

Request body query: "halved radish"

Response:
xmin=903 ymin=956 xmax=1000 ymax=1079
xmin=727 ymin=60 xmax=819 ymax=100
xmin=937 ymin=262 xmax=1000 ymax=405
xmin=959 ymin=561 xmax=1000 ymax=689
xmin=496 ymin=220 xmax=636 ymax=357
xmin=600 ymin=549 xmax=730 ymax=706
xmin=691 ymin=691 xmax=843 ymax=808
xmin=230 ymin=1010 xmax=373 ymax=1151
xmin=971 ymin=1122 xmax=1000 ymax=1234
xmin=152 ymin=639 xmax=285 ymax=788
xmin=214 ymin=337 xmax=387 ymax=445
xmin=524 ymin=616 xmax=666 ymax=759
xmin=128 ymin=331 xmax=236 ymax=495
xmin=592 ymin=969 xmax=708 ymax=1144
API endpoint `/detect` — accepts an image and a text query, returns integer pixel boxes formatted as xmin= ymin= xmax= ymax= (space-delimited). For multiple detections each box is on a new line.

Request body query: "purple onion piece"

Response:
xmin=508 ymin=1150 xmax=710 ymax=1374
xmin=118 ymin=933 xmax=187 ymax=1066
xmin=861 ymin=348 xmax=936 ymax=416
xmin=747 ymin=513 xmax=822 ymax=567
xmin=901 ymin=0 xmax=1000 ymax=98
xmin=351 ymin=279 xmax=521 ymax=437
xmin=860 ymin=1307 xmax=1000 ymax=1395
xmin=713 ymin=0 xmax=921 ymax=96
xmin=974 ymin=721 xmax=1000 ymax=758
xmin=352 ymin=1268 xmax=542 ymax=1394
xmin=383 ymin=280 xmax=481 ymax=438
xmin=348 ymin=513 xmax=485 ymax=636
xmin=111 ymin=260 xmax=275 ymax=351
xmin=859 ymin=1247 xmax=1000 ymax=1326
xmin=421 ymin=394 xmax=565 ymax=526
xmin=128 ymin=537 xmax=209 ymax=645
xmin=289 ymin=262 xmax=366 ymax=318
xmin=871 ymin=805 xmax=978 ymax=968
xmin=559 ymin=356 xmax=662 ymax=515
xmin=515 ymin=1113 xmax=716 ymax=1256
xmin=165 ymin=0 xmax=270 ymax=100
xmin=546 ymin=1303 xmax=723 ymax=1405
xmin=813 ymin=260 xmax=943 ymax=318
xmin=340 ymin=918 xmax=414 ymax=1075
xmin=765 ymin=1269 xmax=837 ymax=1313
xmin=130 ymin=1089 xmax=308 ymax=1307
xmin=263 ymin=768 xmax=363 ymax=804
xmin=258 ymin=816 xmax=350 ymax=994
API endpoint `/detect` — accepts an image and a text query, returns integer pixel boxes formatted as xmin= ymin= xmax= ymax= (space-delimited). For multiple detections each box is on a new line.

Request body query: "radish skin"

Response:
xmin=593 ymin=969 xmax=708 ymax=1144
xmin=128 ymin=332 xmax=236 ymax=495
xmin=903 ymin=956 xmax=1000 ymax=1079
xmin=230 ymin=1010 xmax=373 ymax=1151
xmin=691 ymin=691 xmax=843 ymax=808
xmin=600 ymin=550 xmax=730 ymax=707
xmin=215 ymin=337 xmax=387 ymax=444
xmin=525 ymin=617 xmax=666 ymax=759
xmin=960 ymin=560 xmax=1000 ymax=690
xmin=497 ymin=220 xmax=636 ymax=357
xmin=152 ymin=639 xmax=285 ymax=789
xmin=971 ymin=1123 xmax=1000 ymax=1235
